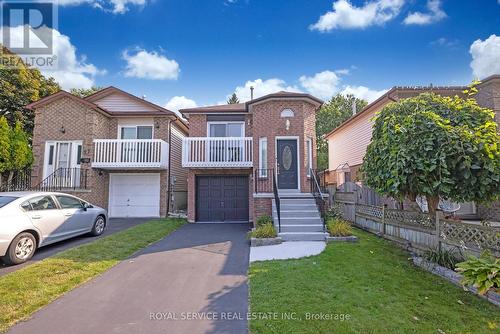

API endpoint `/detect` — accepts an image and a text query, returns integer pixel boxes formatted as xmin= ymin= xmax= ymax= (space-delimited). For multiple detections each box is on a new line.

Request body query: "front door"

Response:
xmin=277 ymin=139 xmax=298 ymax=189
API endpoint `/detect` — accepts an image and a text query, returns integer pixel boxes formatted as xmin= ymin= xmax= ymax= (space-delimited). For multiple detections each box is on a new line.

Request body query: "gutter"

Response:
xmin=166 ymin=119 xmax=172 ymax=217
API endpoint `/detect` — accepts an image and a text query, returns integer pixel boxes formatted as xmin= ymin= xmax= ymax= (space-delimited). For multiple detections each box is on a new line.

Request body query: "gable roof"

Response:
xmin=26 ymin=90 xmax=109 ymax=115
xmin=324 ymin=86 xmax=466 ymax=139
xmin=180 ymin=91 xmax=323 ymax=116
xmin=84 ymin=86 xmax=177 ymax=116
xmin=25 ymin=87 xmax=188 ymax=129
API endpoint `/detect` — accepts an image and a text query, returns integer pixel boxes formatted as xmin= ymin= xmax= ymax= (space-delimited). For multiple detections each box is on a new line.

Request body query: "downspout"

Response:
xmin=166 ymin=119 xmax=172 ymax=217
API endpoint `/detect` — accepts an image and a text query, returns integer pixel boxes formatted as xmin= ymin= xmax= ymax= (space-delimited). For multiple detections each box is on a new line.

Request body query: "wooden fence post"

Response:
xmin=382 ymin=204 xmax=387 ymax=236
xmin=435 ymin=210 xmax=443 ymax=251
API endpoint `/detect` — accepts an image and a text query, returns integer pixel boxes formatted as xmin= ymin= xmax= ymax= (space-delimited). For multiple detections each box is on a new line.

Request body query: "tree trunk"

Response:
xmin=7 ymin=170 xmax=14 ymax=190
xmin=426 ymin=195 xmax=440 ymax=216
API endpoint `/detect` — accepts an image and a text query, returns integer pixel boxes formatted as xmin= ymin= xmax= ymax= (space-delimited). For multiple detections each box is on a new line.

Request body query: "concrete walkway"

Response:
xmin=0 ymin=218 xmax=149 ymax=277
xmin=250 ymin=241 xmax=326 ymax=262
xmin=9 ymin=223 xmax=251 ymax=334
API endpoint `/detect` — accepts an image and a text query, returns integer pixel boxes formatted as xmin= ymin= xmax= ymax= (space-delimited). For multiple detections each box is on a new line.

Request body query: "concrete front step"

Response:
xmin=279 ymin=198 xmax=316 ymax=205
xmin=276 ymin=216 xmax=323 ymax=224
xmin=274 ymin=210 xmax=321 ymax=218
xmin=278 ymin=232 xmax=328 ymax=241
xmin=277 ymin=224 xmax=325 ymax=233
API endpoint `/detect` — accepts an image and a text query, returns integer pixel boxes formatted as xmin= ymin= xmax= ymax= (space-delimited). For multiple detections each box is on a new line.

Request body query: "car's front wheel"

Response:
xmin=2 ymin=232 xmax=37 ymax=265
xmin=90 ymin=215 xmax=106 ymax=236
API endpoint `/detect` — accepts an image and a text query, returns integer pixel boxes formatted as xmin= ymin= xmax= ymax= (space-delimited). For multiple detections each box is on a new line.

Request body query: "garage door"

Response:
xmin=196 ymin=176 xmax=249 ymax=222
xmin=109 ymin=174 xmax=160 ymax=218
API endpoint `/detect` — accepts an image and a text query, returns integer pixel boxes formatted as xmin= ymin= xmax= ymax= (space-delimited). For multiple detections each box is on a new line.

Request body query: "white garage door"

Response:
xmin=109 ymin=174 xmax=161 ymax=218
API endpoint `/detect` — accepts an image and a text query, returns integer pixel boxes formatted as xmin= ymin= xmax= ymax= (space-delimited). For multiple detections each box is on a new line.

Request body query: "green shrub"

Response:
xmin=455 ymin=251 xmax=499 ymax=295
xmin=250 ymin=223 xmax=277 ymax=238
xmin=255 ymin=215 xmax=273 ymax=227
xmin=325 ymin=205 xmax=343 ymax=221
xmin=424 ymin=247 xmax=464 ymax=270
xmin=326 ymin=218 xmax=352 ymax=237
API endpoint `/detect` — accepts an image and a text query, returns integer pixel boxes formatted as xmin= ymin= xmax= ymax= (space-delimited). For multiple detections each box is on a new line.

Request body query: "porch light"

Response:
xmin=60 ymin=126 xmax=65 ymax=134
xmin=155 ymin=121 xmax=160 ymax=129
xmin=285 ymin=119 xmax=290 ymax=131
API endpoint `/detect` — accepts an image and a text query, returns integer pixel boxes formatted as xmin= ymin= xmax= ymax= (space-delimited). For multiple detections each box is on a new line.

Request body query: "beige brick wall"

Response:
xmin=31 ymin=97 xmax=112 ymax=209
xmin=31 ymin=96 xmax=179 ymax=217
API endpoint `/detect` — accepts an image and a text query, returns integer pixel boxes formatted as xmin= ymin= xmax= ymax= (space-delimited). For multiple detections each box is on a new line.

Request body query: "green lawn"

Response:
xmin=0 ymin=218 xmax=185 ymax=333
xmin=249 ymin=228 xmax=499 ymax=334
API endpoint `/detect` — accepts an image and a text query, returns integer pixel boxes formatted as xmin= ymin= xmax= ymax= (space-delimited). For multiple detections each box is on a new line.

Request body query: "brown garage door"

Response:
xmin=196 ymin=176 xmax=249 ymax=222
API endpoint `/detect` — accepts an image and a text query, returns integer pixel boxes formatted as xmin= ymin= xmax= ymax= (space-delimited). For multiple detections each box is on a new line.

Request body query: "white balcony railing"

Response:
xmin=182 ymin=137 xmax=253 ymax=168
xmin=92 ymin=139 xmax=169 ymax=169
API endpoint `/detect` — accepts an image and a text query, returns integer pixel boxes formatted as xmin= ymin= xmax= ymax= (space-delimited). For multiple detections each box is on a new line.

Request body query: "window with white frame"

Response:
xmin=208 ymin=122 xmax=244 ymax=137
xmin=259 ymin=137 xmax=268 ymax=177
xmin=306 ymin=138 xmax=313 ymax=177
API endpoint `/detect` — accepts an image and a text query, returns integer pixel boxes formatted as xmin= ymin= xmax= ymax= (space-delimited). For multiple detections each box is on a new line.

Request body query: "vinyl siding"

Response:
xmin=170 ymin=124 xmax=187 ymax=192
xmin=328 ymin=108 xmax=378 ymax=171
xmin=93 ymin=93 xmax=157 ymax=113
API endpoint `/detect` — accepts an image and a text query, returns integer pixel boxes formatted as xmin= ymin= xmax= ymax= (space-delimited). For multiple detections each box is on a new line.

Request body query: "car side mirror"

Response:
xmin=82 ymin=203 xmax=91 ymax=211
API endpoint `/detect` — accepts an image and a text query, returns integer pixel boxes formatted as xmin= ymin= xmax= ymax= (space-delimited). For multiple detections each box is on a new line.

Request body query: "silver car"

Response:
xmin=0 ymin=192 xmax=107 ymax=265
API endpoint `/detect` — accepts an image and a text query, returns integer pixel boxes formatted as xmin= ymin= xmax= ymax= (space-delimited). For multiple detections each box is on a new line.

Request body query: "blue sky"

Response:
xmin=7 ymin=0 xmax=500 ymax=110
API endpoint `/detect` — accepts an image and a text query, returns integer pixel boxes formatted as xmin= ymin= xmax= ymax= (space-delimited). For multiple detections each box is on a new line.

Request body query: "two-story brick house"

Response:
xmin=180 ymin=92 xmax=328 ymax=240
xmin=27 ymin=87 xmax=188 ymax=218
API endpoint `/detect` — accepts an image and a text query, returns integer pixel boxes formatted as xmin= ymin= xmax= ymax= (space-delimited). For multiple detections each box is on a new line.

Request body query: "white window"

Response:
xmin=306 ymin=138 xmax=313 ymax=177
xmin=259 ymin=137 xmax=268 ymax=177
xmin=120 ymin=126 xmax=153 ymax=139
xmin=281 ymin=108 xmax=295 ymax=118
xmin=208 ymin=122 xmax=244 ymax=137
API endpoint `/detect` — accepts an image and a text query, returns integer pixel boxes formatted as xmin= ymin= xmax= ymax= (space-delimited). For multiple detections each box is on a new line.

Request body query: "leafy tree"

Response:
xmin=70 ymin=86 xmax=103 ymax=98
xmin=0 ymin=45 xmax=60 ymax=135
xmin=0 ymin=117 xmax=11 ymax=189
xmin=316 ymin=94 xmax=367 ymax=170
xmin=361 ymin=91 xmax=500 ymax=214
xmin=7 ymin=121 xmax=33 ymax=185
xmin=227 ymin=93 xmax=240 ymax=104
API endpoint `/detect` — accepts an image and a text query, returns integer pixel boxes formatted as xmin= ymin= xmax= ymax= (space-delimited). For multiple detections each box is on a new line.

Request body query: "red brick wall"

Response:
xmin=251 ymin=100 xmax=317 ymax=193
xmin=254 ymin=198 xmax=272 ymax=222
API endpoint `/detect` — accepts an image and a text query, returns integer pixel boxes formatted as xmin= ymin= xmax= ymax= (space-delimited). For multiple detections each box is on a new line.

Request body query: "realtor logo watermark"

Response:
xmin=1 ymin=0 xmax=58 ymax=69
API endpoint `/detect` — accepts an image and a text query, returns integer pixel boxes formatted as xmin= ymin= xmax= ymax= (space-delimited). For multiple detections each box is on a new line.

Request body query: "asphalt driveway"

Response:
xmin=0 ymin=218 xmax=149 ymax=277
xmin=8 ymin=223 xmax=251 ymax=334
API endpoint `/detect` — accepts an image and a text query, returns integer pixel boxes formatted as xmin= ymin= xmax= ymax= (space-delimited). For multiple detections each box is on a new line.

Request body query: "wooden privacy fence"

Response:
xmin=335 ymin=200 xmax=500 ymax=256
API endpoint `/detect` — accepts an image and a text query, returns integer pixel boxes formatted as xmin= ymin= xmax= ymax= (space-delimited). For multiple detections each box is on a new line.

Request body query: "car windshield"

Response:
xmin=0 ymin=196 xmax=17 ymax=208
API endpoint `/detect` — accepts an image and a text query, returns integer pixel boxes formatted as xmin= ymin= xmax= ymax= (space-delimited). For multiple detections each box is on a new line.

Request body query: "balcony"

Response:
xmin=92 ymin=139 xmax=169 ymax=169
xmin=182 ymin=137 xmax=253 ymax=168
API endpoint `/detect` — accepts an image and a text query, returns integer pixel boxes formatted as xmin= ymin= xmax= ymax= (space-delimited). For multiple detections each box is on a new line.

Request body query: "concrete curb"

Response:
xmin=250 ymin=237 xmax=283 ymax=247
xmin=326 ymin=235 xmax=358 ymax=243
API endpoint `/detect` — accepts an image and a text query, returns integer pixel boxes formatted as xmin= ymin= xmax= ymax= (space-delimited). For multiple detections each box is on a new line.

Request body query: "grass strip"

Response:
xmin=0 ymin=218 xmax=186 ymax=332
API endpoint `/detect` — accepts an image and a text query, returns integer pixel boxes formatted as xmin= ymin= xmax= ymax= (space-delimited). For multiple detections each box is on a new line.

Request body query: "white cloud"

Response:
xmin=469 ymin=34 xmax=500 ymax=79
xmin=403 ymin=0 xmax=446 ymax=25
xmin=430 ymin=37 xmax=458 ymax=48
xmin=0 ymin=26 xmax=103 ymax=90
xmin=227 ymin=70 xmax=384 ymax=103
xmin=341 ymin=85 xmax=388 ymax=103
xmin=310 ymin=0 xmax=404 ymax=31
xmin=165 ymin=96 xmax=197 ymax=112
xmin=232 ymin=78 xmax=301 ymax=102
xmin=58 ymin=0 xmax=147 ymax=14
xmin=122 ymin=49 xmax=180 ymax=80
xmin=299 ymin=70 xmax=341 ymax=99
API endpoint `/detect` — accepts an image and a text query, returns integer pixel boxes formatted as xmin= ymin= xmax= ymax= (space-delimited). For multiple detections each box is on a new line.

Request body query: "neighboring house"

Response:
xmin=325 ymin=74 xmax=500 ymax=220
xmin=26 ymin=87 xmax=188 ymax=218
xmin=180 ymin=91 xmax=323 ymax=229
